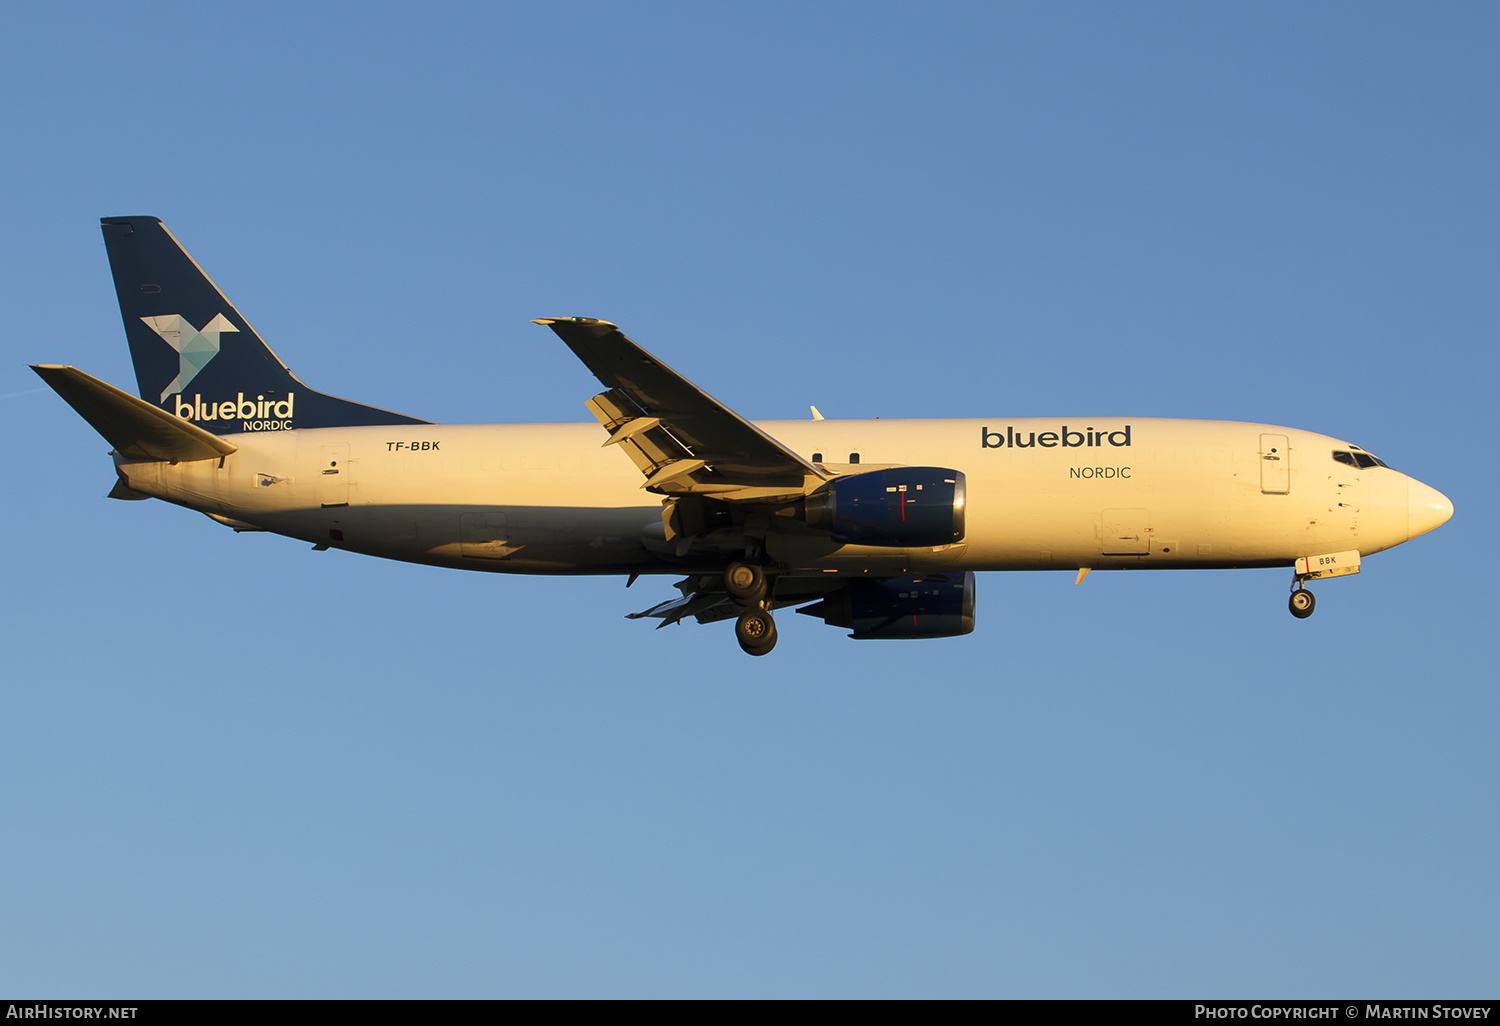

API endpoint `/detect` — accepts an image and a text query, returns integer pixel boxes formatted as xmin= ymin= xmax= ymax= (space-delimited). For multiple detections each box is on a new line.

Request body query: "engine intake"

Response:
xmin=805 ymin=467 xmax=965 ymax=547
xmin=798 ymin=572 xmax=976 ymax=639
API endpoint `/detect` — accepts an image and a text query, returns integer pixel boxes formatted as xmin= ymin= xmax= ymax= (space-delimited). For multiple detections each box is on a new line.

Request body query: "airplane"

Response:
xmin=32 ymin=216 xmax=1454 ymax=655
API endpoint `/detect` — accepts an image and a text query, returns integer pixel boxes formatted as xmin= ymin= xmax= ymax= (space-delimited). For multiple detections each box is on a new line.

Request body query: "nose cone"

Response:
xmin=1408 ymin=478 xmax=1454 ymax=540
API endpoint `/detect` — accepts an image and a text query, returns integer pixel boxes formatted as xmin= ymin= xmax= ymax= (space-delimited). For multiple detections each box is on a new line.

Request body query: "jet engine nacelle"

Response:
xmin=798 ymin=572 xmax=976 ymax=639
xmin=805 ymin=467 xmax=966 ymax=547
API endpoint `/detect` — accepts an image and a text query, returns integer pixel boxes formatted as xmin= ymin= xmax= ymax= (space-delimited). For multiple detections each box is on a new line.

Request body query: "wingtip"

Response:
xmin=532 ymin=316 xmax=620 ymax=329
xmin=31 ymin=364 xmax=78 ymax=384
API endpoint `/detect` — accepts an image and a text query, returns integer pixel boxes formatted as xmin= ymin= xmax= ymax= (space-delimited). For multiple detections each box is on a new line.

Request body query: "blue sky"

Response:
xmin=1 ymin=2 xmax=1494 ymax=997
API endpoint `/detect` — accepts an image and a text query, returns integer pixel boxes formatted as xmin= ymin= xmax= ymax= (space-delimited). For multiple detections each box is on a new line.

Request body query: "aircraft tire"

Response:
xmin=724 ymin=562 xmax=768 ymax=606
xmin=735 ymin=607 xmax=777 ymax=656
xmin=1289 ymin=589 xmax=1316 ymax=619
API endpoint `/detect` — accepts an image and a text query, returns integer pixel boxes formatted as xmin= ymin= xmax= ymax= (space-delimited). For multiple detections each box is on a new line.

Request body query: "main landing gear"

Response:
xmin=735 ymin=607 xmax=778 ymax=656
xmin=725 ymin=561 xmax=777 ymax=656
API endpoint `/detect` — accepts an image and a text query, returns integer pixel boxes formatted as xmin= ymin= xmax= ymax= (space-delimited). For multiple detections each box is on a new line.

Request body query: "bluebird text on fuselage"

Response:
xmin=981 ymin=425 xmax=1131 ymax=449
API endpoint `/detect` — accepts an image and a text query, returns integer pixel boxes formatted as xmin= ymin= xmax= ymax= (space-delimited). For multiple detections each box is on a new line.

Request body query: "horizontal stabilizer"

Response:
xmin=107 ymin=477 xmax=150 ymax=500
xmin=32 ymin=364 xmax=237 ymax=462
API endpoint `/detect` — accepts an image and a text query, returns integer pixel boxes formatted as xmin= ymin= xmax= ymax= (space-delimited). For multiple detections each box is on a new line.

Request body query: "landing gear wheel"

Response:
xmin=735 ymin=607 xmax=778 ymax=656
xmin=1289 ymin=588 xmax=1316 ymax=619
xmin=724 ymin=562 xmax=768 ymax=606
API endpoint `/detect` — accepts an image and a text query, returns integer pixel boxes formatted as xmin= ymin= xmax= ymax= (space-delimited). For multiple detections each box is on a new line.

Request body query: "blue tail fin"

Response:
xmin=101 ymin=216 xmax=429 ymax=434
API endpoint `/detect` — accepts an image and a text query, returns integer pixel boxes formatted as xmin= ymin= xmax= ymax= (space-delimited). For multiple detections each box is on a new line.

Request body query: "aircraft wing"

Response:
xmin=535 ymin=318 xmax=828 ymax=498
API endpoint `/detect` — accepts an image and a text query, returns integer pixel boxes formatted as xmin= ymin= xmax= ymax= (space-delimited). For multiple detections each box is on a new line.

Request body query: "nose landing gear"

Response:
xmin=1286 ymin=550 xmax=1361 ymax=619
xmin=1289 ymin=587 xmax=1316 ymax=619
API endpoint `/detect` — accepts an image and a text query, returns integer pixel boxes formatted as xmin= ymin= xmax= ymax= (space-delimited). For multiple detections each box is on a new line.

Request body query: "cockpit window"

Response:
xmin=1333 ymin=449 xmax=1389 ymax=469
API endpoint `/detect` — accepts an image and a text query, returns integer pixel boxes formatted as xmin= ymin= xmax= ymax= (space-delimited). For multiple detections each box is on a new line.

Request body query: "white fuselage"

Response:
xmin=113 ymin=417 xmax=1444 ymax=577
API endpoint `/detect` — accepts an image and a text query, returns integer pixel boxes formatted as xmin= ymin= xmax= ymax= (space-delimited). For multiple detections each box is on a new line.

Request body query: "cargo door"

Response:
xmin=1101 ymin=508 xmax=1150 ymax=555
xmin=1260 ymin=433 xmax=1290 ymax=494
xmin=320 ymin=444 xmax=350 ymax=507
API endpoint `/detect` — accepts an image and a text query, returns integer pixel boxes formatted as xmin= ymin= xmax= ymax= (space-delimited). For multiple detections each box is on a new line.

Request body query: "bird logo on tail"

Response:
xmin=141 ymin=313 xmax=239 ymax=402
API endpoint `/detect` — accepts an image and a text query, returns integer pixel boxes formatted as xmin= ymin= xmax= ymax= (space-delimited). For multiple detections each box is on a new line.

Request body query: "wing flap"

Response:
xmin=626 ymin=589 xmax=733 ymax=627
xmin=625 ymin=574 xmax=850 ymax=630
xmin=583 ymin=387 xmax=697 ymax=483
xmin=32 ymin=364 xmax=237 ymax=462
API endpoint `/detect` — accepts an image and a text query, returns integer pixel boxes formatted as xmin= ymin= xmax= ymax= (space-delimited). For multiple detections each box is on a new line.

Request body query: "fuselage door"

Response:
xmin=1101 ymin=508 xmax=1150 ymax=555
xmin=1260 ymin=433 xmax=1290 ymax=494
xmin=320 ymin=444 xmax=350 ymax=506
